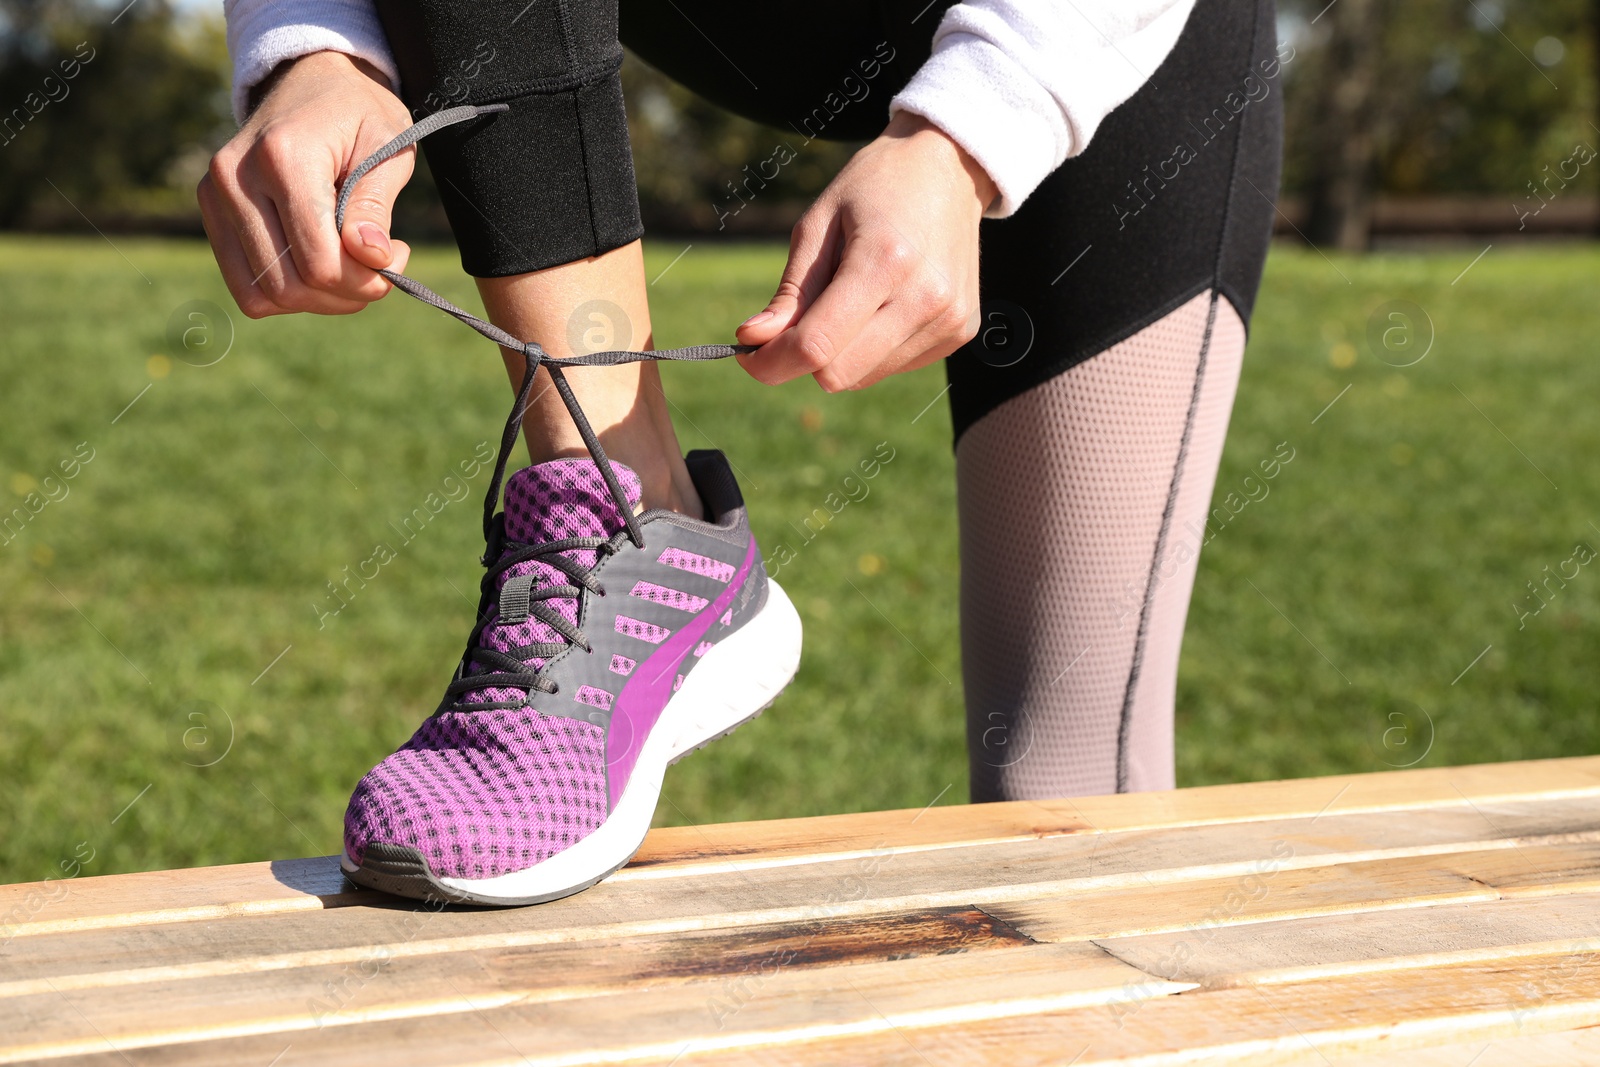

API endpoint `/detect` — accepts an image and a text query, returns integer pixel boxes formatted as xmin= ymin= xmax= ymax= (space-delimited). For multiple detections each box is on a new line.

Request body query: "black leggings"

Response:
xmin=375 ymin=0 xmax=1285 ymax=797
xmin=376 ymin=0 xmax=1279 ymax=437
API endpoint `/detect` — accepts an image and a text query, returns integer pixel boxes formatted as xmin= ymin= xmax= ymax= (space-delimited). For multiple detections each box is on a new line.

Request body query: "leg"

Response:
xmin=344 ymin=0 xmax=809 ymax=909
xmin=961 ymin=293 xmax=1245 ymax=798
xmin=375 ymin=0 xmax=693 ymax=510
xmin=477 ymin=244 xmax=698 ymax=514
xmin=954 ymin=0 xmax=1282 ymax=798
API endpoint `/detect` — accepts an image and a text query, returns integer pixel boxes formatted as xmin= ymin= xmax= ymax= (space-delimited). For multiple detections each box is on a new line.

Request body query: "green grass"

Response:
xmin=1 ymin=236 xmax=1597 ymax=884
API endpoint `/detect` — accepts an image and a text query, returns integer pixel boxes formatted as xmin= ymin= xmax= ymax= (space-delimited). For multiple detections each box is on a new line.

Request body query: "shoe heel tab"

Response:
xmin=685 ymin=450 xmax=744 ymax=519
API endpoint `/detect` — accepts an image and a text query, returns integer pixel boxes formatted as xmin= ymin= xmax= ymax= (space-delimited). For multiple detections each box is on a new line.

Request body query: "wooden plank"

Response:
xmin=25 ymin=950 xmax=1600 ymax=1067
xmin=986 ymin=853 xmax=1498 ymax=943
xmin=9 ymin=759 xmax=1600 ymax=1066
xmin=0 ymin=906 xmax=1041 ymax=1049
xmin=1324 ymin=1026 xmax=1600 ymax=1065
xmin=1032 ymin=754 xmax=1600 ymax=836
xmin=673 ymin=951 xmax=1600 ymax=1066
xmin=0 ymin=937 xmax=1183 ymax=1064
xmin=990 ymin=841 xmax=1600 ymax=942
xmin=1096 ymin=891 xmax=1600 ymax=988
xmin=8 ymin=757 xmax=1596 ymax=942
xmin=9 ymin=800 xmax=1600 ymax=998
xmin=633 ymin=755 xmax=1600 ymax=869
xmin=0 ymin=857 xmax=376 ymax=942
xmin=632 ymin=797 xmax=1089 ymax=869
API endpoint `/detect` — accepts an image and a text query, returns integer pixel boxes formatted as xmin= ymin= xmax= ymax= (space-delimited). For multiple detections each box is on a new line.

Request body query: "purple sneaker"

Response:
xmin=341 ymin=451 xmax=801 ymax=905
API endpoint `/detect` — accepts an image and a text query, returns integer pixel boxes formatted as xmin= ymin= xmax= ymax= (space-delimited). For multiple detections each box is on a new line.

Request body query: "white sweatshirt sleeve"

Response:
xmin=224 ymin=0 xmax=400 ymax=122
xmin=224 ymin=0 xmax=1195 ymax=217
xmin=890 ymin=0 xmax=1197 ymax=217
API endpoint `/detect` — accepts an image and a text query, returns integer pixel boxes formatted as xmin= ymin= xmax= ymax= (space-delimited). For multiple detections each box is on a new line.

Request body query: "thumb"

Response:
xmin=737 ymin=213 xmax=837 ymax=346
xmin=339 ymin=145 xmax=414 ymax=271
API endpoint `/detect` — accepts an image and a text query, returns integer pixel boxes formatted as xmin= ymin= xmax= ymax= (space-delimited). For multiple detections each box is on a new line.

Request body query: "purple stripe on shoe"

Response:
xmin=574 ymin=684 xmax=613 ymax=711
xmin=614 ymin=615 xmax=671 ymax=644
xmin=629 ymin=580 xmax=709 ymax=613
xmin=606 ymin=538 xmax=757 ymax=807
xmin=657 ymin=547 xmax=736 ymax=582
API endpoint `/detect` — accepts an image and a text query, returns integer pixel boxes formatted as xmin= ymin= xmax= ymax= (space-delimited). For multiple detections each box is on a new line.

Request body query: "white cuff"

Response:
xmin=225 ymin=0 xmax=399 ymax=123
xmin=891 ymin=33 xmax=1061 ymax=218
xmin=891 ymin=0 xmax=1196 ymax=218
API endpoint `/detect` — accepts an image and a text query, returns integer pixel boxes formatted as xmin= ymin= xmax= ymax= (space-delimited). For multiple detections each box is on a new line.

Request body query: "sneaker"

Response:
xmin=340 ymin=450 xmax=801 ymax=905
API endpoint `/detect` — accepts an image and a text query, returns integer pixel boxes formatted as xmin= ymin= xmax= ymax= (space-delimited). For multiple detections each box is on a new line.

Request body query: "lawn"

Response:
xmin=1 ymin=235 xmax=1597 ymax=884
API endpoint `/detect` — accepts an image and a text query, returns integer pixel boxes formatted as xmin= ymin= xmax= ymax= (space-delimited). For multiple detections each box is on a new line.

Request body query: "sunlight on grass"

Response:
xmin=1 ymin=236 xmax=1597 ymax=882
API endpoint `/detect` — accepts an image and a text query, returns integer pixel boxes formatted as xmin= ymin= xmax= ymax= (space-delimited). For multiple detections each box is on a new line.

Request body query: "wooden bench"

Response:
xmin=5 ymin=756 xmax=1600 ymax=1065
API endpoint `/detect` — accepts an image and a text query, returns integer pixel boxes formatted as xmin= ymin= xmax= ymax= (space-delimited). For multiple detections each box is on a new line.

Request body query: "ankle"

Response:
xmin=665 ymin=459 xmax=704 ymax=518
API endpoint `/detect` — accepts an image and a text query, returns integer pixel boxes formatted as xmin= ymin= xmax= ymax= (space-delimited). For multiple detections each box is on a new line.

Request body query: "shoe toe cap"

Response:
xmin=343 ymin=710 xmax=610 ymax=880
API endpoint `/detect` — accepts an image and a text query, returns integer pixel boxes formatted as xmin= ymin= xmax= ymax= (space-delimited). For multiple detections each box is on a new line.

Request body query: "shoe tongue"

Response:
xmin=501 ymin=458 xmax=642 ymax=543
xmin=457 ymin=459 xmax=642 ymax=704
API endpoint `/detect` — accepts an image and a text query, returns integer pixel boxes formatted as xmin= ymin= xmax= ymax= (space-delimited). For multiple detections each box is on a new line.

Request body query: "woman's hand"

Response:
xmin=197 ymin=51 xmax=415 ymax=318
xmin=735 ymin=112 xmax=998 ymax=392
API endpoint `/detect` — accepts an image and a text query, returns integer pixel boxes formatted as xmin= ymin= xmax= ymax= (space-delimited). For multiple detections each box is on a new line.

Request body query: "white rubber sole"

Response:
xmin=343 ymin=579 xmax=802 ymax=906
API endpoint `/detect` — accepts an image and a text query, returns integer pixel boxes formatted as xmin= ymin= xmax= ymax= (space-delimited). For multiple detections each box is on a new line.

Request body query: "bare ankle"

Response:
xmin=474 ymin=242 xmax=700 ymax=518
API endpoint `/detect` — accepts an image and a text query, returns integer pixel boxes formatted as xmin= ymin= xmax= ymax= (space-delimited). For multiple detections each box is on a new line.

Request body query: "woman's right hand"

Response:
xmin=197 ymin=50 xmax=415 ymax=318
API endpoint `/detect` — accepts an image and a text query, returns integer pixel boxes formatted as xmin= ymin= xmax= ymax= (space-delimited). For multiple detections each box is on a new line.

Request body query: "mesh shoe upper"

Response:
xmin=344 ymin=460 xmax=638 ymax=880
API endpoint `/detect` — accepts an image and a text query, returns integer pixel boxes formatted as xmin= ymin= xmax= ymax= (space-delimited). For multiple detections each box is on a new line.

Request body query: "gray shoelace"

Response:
xmin=335 ymin=102 xmax=752 ymax=548
xmin=336 ymin=105 xmax=753 ymax=706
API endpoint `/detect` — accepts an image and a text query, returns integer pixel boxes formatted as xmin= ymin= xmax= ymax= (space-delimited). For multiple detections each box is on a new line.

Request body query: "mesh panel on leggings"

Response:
xmin=958 ymin=291 xmax=1246 ymax=801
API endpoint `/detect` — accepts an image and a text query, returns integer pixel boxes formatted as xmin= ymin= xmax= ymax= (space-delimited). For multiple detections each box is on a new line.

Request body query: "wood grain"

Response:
xmin=7 ymin=757 xmax=1600 ymax=1066
xmin=27 ymin=951 xmax=1600 ymax=1067
xmin=1320 ymin=1025 xmax=1600 ymax=1065
xmin=11 ymin=755 xmax=1599 ymax=939
xmin=1096 ymin=891 xmax=1600 ymax=988
xmin=989 ymin=841 xmax=1600 ymax=942
xmin=2 ymin=939 xmax=1176 ymax=1064
xmin=633 ymin=756 xmax=1600 ymax=869
xmin=0 ymin=857 xmax=374 ymax=941
xmin=10 ymin=799 xmax=1600 ymax=999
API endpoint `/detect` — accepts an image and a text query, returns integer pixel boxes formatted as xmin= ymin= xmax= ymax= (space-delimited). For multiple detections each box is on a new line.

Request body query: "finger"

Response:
xmin=739 ymin=238 xmax=896 ymax=386
xmin=809 ymin=298 xmax=923 ymax=392
xmin=385 ymin=238 xmax=412 ymax=278
xmin=211 ymin=146 xmax=367 ymax=314
xmin=198 ymin=174 xmax=282 ymax=319
xmin=231 ymin=184 xmax=367 ymax=315
xmin=254 ymin=129 xmax=346 ymax=298
xmin=834 ymin=301 xmax=974 ymax=391
xmin=736 ymin=212 xmax=840 ymax=347
xmin=257 ymin=139 xmax=407 ymax=304
xmin=834 ymin=273 xmax=980 ymax=391
xmin=336 ymin=140 xmax=416 ymax=272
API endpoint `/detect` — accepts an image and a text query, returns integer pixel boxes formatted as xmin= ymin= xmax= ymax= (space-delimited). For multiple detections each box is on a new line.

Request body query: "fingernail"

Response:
xmin=740 ymin=310 xmax=774 ymax=329
xmin=357 ymin=222 xmax=391 ymax=255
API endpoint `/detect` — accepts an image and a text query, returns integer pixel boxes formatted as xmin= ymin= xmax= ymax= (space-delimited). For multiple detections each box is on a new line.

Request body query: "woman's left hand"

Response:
xmin=735 ymin=112 xmax=998 ymax=392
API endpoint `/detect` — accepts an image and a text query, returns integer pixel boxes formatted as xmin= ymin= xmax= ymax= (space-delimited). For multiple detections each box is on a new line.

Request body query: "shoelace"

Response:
xmin=441 ymin=527 xmax=618 ymax=705
xmin=334 ymin=104 xmax=749 ymax=706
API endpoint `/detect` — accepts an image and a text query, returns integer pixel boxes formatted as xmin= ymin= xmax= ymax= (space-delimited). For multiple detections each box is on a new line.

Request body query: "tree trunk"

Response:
xmin=1594 ymin=0 xmax=1600 ymax=236
xmin=1303 ymin=0 xmax=1390 ymax=251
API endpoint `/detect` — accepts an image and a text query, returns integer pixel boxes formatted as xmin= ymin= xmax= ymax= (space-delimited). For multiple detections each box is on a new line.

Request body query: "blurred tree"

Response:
xmin=1282 ymin=0 xmax=1593 ymax=247
xmin=1298 ymin=0 xmax=1391 ymax=250
xmin=0 ymin=0 xmax=230 ymax=230
xmin=1 ymin=1 xmax=1597 ymax=241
